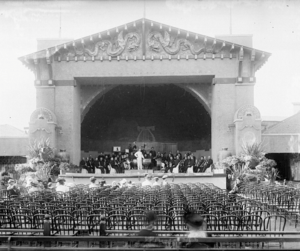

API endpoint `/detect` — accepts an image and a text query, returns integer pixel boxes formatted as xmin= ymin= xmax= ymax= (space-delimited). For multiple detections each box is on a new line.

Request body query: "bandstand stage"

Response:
xmin=59 ymin=171 xmax=227 ymax=189
xmin=19 ymin=18 xmax=271 ymax=186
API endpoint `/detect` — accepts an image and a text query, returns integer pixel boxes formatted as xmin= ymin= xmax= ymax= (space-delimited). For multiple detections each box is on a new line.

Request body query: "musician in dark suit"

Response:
xmin=149 ymin=147 xmax=157 ymax=168
xmin=128 ymin=152 xmax=135 ymax=170
xmin=164 ymin=156 xmax=174 ymax=173
xmin=176 ymin=150 xmax=182 ymax=160
xmin=79 ymin=157 xmax=87 ymax=173
xmin=199 ymin=156 xmax=207 ymax=172
xmin=98 ymin=156 xmax=105 ymax=174
xmin=196 ymin=156 xmax=204 ymax=173
xmin=203 ymin=156 xmax=213 ymax=172
xmin=87 ymin=157 xmax=95 ymax=173
xmin=182 ymin=154 xmax=190 ymax=173
xmin=104 ymin=155 xmax=110 ymax=174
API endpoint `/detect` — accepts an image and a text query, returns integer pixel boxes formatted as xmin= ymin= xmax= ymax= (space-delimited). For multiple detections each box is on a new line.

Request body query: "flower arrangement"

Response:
xmin=223 ymin=141 xmax=279 ymax=189
xmin=28 ymin=138 xmax=54 ymax=162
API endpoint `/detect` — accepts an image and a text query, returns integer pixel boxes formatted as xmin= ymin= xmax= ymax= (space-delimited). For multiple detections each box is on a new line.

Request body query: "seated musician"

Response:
xmin=172 ymin=155 xmax=181 ymax=173
xmin=94 ymin=157 xmax=101 ymax=174
xmin=199 ymin=156 xmax=207 ymax=172
xmin=205 ymin=156 xmax=213 ymax=172
xmin=164 ymin=156 xmax=174 ymax=173
xmin=128 ymin=152 xmax=135 ymax=169
xmin=188 ymin=155 xmax=195 ymax=173
xmin=123 ymin=158 xmax=131 ymax=172
xmin=182 ymin=154 xmax=190 ymax=173
xmin=104 ymin=155 xmax=110 ymax=174
xmin=176 ymin=150 xmax=182 ymax=160
xmin=110 ymin=157 xmax=119 ymax=173
xmin=86 ymin=157 xmax=95 ymax=173
xmin=149 ymin=147 xmax=157 ymax=168
xmin=161 ymin=153 xmax=168 ymax=171
xmin=98 ymin=156 xmax=105 ymax=174
xmin=196 ymin=156 xmax=204 ymax=173
xmin=79 ymin=157 xmax=88 ymax=174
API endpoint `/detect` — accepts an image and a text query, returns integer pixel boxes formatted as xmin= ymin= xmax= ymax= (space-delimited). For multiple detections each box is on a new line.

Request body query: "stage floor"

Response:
xmin=59 ymin=170 xmax=227 ymax=189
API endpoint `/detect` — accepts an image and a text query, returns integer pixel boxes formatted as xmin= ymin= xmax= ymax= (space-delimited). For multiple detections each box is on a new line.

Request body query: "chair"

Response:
xmin=0 ymin=214 xmax=13 ymax=235
xmin=107 ymin=213 xmax=128 ymax=230
xmin=33 ymin=214 xmax=48 ymax=233
xmin=87 ymin=214 xmax=105 ymax=236
xmin=171 ymin=214 xmax=187 ymax=231
xmin=128 ymin=214 xmax=147 ymax=230
xmin=52 ymin=214 xmax=77 ymax=235
xmin=218 ymin=215 xmax=241 ymax=231
xmin=263 ymin=215 xmax=286 ymax=248
xmin=240 ymin=215 xmax=263 ymax=231
xmin=201 ymin=214 xmax=219 ymax=231
xmin=154 ymin=214 xmax=172 ymax=231
xmin=11 ymin=214 xmax=35 ymax=235
xmin=72 ymin=209 xmax=89 ymax=231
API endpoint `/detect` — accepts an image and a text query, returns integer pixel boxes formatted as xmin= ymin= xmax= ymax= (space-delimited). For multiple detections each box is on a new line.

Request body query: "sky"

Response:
xmin=0 ymin=0 xmax=299 ymax=130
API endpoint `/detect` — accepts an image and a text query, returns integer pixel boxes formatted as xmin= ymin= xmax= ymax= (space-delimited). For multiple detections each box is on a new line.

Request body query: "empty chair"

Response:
xmin=52 ymin=214 xmax=77 ymax=235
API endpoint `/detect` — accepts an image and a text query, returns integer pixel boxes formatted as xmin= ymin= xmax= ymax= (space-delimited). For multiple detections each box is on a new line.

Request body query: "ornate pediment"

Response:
xmin=19 ymin=18 xmax=270 ymax=70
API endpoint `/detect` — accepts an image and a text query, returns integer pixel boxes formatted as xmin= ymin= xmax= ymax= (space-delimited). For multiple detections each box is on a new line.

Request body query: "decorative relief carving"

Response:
xmin=234 ymin=105 xmax=261 ymax=131
xmin=30 ymin=107 xmax=57 ymax=124
xmin=235 ymin=105 xmax=261 ymax=120
xmin=67 ymin=31 xmax=141 ymax=57
xmin=148 ymin=31 xmax=214 ymax=55
xmin=30 ymin=128 xmax=51 ymax=134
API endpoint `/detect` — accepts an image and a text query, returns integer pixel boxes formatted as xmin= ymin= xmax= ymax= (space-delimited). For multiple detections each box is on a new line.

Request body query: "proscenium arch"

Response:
xmin=81 ymin=82 xmax=212 ymax=123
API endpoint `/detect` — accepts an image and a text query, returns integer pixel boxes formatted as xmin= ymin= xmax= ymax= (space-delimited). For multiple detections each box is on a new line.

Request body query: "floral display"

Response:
xmin=222 ymin=142 xmax=279 ymax=188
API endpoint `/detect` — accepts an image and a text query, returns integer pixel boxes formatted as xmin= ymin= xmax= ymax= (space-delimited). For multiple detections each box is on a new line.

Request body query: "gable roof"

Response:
xmin=19 ymin=18 xmax=271 ymax=73
xmin=263 ymin=112 xmax=300 ymax=135
xmin=0 ymin=124 xmax=28 ymax=138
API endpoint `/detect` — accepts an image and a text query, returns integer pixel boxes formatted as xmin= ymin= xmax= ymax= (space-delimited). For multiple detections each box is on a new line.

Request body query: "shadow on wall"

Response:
xmin=81 ymin=138 xmax=211 ymax=153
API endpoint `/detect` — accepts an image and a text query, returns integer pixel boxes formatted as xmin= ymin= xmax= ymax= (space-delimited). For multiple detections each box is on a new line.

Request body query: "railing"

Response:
xmin=0 ymin=236 xmax=299 ymax=250
xmin=0 ymin=216 xmax=299 ymax=250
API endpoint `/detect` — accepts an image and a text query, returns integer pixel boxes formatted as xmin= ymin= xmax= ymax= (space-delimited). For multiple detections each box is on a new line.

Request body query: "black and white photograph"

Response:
xmin=0 ymin=0 xmax=300 ymax=249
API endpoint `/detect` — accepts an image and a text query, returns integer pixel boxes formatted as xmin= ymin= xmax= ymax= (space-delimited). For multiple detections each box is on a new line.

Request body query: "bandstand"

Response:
xmin=19 ymin=18 xmax=270 ymax=186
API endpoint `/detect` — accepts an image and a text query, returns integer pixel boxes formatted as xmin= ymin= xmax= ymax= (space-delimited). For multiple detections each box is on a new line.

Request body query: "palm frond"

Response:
xmin=241 ymin=141 xmax=265 ymax=158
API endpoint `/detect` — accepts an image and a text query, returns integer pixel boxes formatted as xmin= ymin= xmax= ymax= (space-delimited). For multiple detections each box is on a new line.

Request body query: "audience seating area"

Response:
xmin=0 ymin=182 xmax=300 ymax=250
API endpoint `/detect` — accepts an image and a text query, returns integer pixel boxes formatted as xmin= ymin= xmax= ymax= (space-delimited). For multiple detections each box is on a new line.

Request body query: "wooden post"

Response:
xmin=43 ymin=214 xmax=51 ymax=247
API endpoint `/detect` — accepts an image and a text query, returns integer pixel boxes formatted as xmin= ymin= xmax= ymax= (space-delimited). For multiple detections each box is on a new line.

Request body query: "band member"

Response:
xmin=164 ymin=156 xmax=175 ymax=173
xmin=128 ymin=152 xmax=135 ymax=169
xmin=134 ymin=149 xmax=145 ymax=170
xmin=98 ymin=156 xmax=106 ymax=174
xmin=149 ymin=147 xmax=157 ymax=168
xmin=79 ymin=157 xmax=87 ymax=173
xmin=203 ymin=156 xmax=213 ymax=172
xmin=128 ymin=144 xmax=133 ymax=153
xmin=199 ymin=156 xmax=207 ymax=172
xmin=195 ymin=156 xmax=204 ymax=173
xmin=111 ymin=157 xmax=121 ymax=173
xmin=104 ymin=155 xmax=110 ymax=174
xmin=182 ymin=154 xmax=190 ymax=173
xmin=132 ymin=142 xmax=137 ymax=152
xmin=87 ymin=157 xmax=95 ymax=173
xmin=123 ymin=158 xmax=131 ymax=171
xmin=176 ymin=150 xmax=182 ymax=160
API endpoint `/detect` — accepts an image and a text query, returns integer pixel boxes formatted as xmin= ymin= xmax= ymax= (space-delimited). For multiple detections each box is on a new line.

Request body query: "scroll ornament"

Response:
xmin=68 ymin=31 xmax=140 ymax=57
xmin=148 ymin=31 xmax=214 ymax=55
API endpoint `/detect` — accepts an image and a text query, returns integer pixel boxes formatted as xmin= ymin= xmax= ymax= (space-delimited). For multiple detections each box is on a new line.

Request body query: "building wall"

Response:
xmin=0 ymin=138 xmax=28 ymax=156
